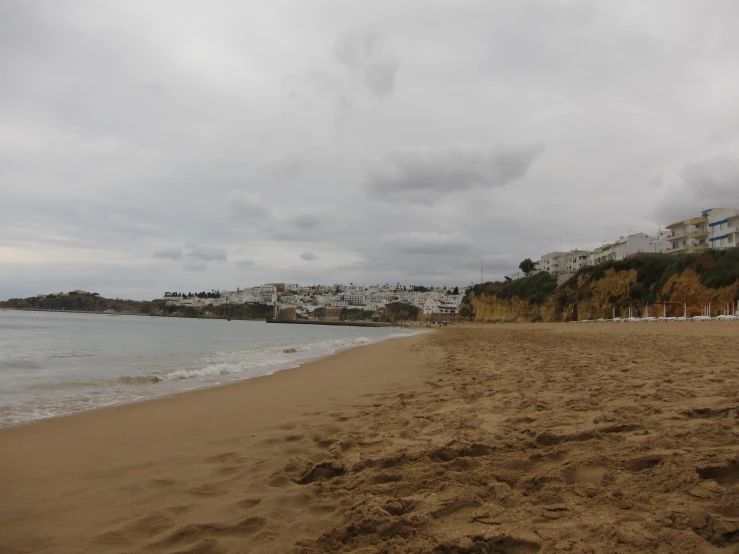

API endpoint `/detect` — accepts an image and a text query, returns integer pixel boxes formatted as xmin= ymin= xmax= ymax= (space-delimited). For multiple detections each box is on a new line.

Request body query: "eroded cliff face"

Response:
xmin=465 ymin=294 xmax=540 ymax=322
xmin=661 ymin=270 xmax=738 ymax=316
xmin=554 ymin=268 xmax=638 ymax=321
xmin=462 ymin=268 xmax=738 ymax=322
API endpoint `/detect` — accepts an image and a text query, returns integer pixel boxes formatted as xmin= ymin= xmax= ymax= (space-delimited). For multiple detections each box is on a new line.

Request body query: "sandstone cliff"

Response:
xmin=461 ymin=250 xmax=739 ymax=323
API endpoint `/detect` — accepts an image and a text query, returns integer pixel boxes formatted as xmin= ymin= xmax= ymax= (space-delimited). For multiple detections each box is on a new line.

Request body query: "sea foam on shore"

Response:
xmin=0 ymin=310 xmax=425 ymax=426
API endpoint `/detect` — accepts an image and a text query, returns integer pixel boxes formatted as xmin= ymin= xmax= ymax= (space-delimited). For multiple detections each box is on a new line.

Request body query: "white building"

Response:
xmin=279 ymin=294 xmax=298 ymax=305
xmin=564 ymin=250 xmax=592 ymax=273
xmin=653 ymin=230 xmax=672 ymax=253
xmin=345 ymin=293 xmax=366 ymax=306
xmin=666 ymin=208 xmax=739 ymax=253
xmin=708 ymin=208 xmax=739 ymax=250
xmin=540 ymin=250 xmax=591 ymax=276
xmin=589 ymin=233 xmax=660 ymax=264
xmin=253 ymin=285 xmax=277 ymax=295
xmin=666 ymin=215 xmax=711 ymax=253
xmin=539 ymin=252 xmax=568 ymax=275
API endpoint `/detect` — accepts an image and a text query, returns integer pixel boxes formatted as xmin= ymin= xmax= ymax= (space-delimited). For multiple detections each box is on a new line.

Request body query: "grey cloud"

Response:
xmin=300 ymin=251 xmax=320 ymax=261
xmin=272 ymin=231 xmax=310 ymax=242
xmin=382 ymin=231 xmax=473 ymax=255
xmin=153 ymin=248 xmax=183 ymax=261
xmin=366 ymin=143 xmax=546 ymax=203
xmin=271 ymin=214 xmax=330 ymax=242
xmin=185 ymin=246 xmax=228 ymax=262
xmin=228 ymin=191 xmax=271 ymax=220
xmin=235 ymin=259 xmax=255 ymax=270
xmin=655 ymin=154 xmax=739 ymax=222
xmin=183 ymin=260 xmax=207 ymax=272
xmin=291 ymin=214 xmax=324 ymax=230
xmin=334 ymin=31 xmax=398 ymax=99
xmin=363 ymin=59 xmax=398 ymax=99
xmin=4 ymin=1 xmax=739 ymax=300
xmin=265 ymin=157 xmax=304 ymax=180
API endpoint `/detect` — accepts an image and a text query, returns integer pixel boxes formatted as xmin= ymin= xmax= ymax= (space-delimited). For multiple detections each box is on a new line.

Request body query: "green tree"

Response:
xmin=519 ymin=258 xmax=536 ymax=274
xmin=453 ymin=286 xmax=459 ymax=295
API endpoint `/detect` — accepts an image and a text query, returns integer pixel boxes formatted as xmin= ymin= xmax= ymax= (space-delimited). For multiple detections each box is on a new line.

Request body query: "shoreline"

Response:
xmin=0 ymin=331 xmax=434 ymax=554
xmin=0 ymin=338 xmax=397 ymax=432
xmin=0 ymin=325 xmax=429 ymax=431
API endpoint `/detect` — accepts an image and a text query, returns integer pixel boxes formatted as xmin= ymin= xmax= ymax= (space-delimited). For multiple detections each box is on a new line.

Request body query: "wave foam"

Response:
xmin=117 ymin=375 xmax=162 ymax=385
xmin=161 ymin=336 xmax=377 ymax=382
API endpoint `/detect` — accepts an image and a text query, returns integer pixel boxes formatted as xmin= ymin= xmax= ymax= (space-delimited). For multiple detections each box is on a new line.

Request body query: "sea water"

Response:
xmin=0 ymin=310 xmax=423 ymax=426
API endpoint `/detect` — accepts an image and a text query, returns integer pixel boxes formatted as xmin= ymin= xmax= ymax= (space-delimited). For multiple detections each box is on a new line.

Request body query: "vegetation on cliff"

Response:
xmin=380 ymin=302 xmax=420 ymax=322
xmin=1 ymin=292 xmax=144 ymax=313
xmin=460 ymin=249 xmax=739 ymax=322
xmin=468 ymin=272 xmax=558 ymax=304
xmin=560 ymin=249 xmax=739 ymax=306
xmin=341 ymin=308 xmax=376 ymax=321
xmin=0 ymin=293 xmax=273 ymax=321
xmin=460 ymin=272 xmax=558 ymax=320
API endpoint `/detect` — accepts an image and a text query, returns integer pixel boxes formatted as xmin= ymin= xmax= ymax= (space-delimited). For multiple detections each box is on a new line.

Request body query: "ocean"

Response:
xmin=0 ymin=310 xmax=422 ymax=427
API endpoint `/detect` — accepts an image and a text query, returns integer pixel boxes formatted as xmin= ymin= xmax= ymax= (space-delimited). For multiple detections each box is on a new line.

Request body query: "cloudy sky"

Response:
xmin=2 ymin=0 xmax=739 ymax=300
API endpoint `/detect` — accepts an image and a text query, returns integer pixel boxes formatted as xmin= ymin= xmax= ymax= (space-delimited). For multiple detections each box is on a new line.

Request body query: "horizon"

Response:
xmin=9 ymin=281 xmax=469 ymax=303
xmin=3 ymin=1 xmax=739 ymax=300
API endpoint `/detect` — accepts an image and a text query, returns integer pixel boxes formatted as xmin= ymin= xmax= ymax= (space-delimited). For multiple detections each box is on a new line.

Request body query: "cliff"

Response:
xmin=460 ymin=250 xmax=739 ymax=322
xmin=379 ymin=302 xmax=422 ymax=323
xmin=0 ymin=293 xmax=273 ymax=321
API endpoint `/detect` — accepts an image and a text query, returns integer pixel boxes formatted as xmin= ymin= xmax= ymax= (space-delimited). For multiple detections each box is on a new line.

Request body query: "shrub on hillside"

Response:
xmin=566 ymin=249 xmax=739 ymax=306
xmin=470 ymin=272 xmax=558 ymax=305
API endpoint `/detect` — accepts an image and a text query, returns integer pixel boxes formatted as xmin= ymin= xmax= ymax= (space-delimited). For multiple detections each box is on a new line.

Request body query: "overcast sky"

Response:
xmin=2 ymin=0 xmax=739 ymax=300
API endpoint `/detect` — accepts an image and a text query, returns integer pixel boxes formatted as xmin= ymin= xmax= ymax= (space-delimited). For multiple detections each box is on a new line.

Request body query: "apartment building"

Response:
xmin=539 ymin=252 xmax=568 ymax=275
xmin=345 ymin=293 xmax=366 ymax=306
xmin=539 ymin=250 xmax=592 ymax=276
xmin=565 ymin=250 xmax=592 ymax=273
xmin=667 ymin=208 xmax=739 ymax=253
xmin=666 ymin=215 xmax=710 ymax=253
xmin=590 ymin=233 xmax=663 ymax=265
xmin=708 ymin=208 xmax=739 ymax=250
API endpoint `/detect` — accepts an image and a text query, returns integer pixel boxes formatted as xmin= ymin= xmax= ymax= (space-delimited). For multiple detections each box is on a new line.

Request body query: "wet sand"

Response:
xmin=2 ymin=324 xmax=739 ymax=553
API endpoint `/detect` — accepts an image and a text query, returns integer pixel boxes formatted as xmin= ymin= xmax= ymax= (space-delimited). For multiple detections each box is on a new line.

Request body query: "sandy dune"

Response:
xmin=2 ymin=324 xmax=739 ymax=553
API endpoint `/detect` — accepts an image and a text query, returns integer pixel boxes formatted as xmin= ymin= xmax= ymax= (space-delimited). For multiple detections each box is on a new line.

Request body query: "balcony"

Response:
xmin=670 ymin=228 xmax=708 ymax=241
xmin=667 ymin=243 xmax=708 ymax=254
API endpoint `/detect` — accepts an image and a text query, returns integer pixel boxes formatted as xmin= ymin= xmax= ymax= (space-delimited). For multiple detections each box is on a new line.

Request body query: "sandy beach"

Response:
xmin=2 ymin=324 xmax=739 ymax=553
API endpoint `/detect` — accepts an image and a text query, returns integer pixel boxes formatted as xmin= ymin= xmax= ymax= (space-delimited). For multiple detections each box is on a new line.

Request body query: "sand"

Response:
xmin=1 ymin=324 xmax=739 ymax=553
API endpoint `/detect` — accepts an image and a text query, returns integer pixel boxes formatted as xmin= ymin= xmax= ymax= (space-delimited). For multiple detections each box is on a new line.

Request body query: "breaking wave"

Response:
xmin=161 ymin=336 xmax=377 ymax=381
xmin=117 ymin=375 xmax=162 ymax=385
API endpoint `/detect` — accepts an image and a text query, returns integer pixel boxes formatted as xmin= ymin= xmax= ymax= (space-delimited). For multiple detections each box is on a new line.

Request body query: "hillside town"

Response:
xmin=510 ymin=206 xmax=739 ymax=282
xmin=158 ymin=207 xmax=739 ymax=318
xmin=163 ymin=283 xmax=465 ymax=318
